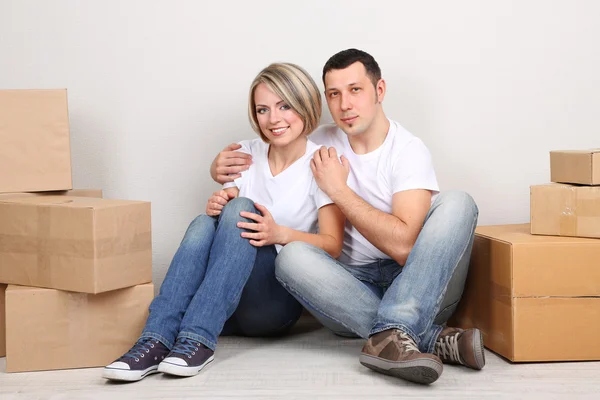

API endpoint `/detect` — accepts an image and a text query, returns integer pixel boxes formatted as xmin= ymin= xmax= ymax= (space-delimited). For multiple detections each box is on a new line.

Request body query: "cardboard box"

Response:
xmin=0 ymin=284 xmax=6 ymax=357
xmin=0 ymin=189 xmax=103 ymax=201
xmin=450 ymin=224 xmax=600 ymax=362
xmin=550 ymin=149 xmax=600 ymax=185
xmin=0 ymin=89 xmax=72 ymax=194
xmin=0 ymin=196 xmax=152 ymax=293
xmin=5 ymin=283 xmax=154 ymax=372
xmin=531 ymin=183 xmax=600 ymax=238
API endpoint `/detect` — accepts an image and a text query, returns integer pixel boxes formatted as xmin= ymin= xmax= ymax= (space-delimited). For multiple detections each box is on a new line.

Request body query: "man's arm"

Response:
xmin=210 ymin=143 xmax=253 ymax=184
xmin=311 ymin=146 xmax=431 ymax=265
xmin=329 ymin=187 xmax=431 ymax=265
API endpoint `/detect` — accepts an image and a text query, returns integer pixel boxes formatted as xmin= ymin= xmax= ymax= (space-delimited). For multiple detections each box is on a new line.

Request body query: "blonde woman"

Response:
xmin=103 ymin=63 xmax=345 ymax=382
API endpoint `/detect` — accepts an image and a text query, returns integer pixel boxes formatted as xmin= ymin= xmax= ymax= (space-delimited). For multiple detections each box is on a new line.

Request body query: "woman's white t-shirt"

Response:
xmin=223 ymin=138 xmax=333 ymax=253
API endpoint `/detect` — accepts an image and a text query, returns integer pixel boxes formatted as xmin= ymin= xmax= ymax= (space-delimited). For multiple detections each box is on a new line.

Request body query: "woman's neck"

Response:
xmin=268 ymin=136 xmax=308 ymax=177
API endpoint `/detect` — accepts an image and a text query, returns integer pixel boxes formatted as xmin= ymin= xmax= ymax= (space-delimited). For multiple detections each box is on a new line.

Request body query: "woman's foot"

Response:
xmin=158 ymin=337 xmax=214 ymax=377
xmin=103 ymin=338 xmax=169 ymax=381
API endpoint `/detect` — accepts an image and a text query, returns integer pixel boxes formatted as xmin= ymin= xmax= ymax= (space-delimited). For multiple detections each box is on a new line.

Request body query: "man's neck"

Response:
xmin=347 ymin=112 xmax=390 ymax=155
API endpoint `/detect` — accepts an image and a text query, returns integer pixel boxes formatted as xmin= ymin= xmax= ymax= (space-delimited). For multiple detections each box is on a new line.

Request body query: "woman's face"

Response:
xmin=254 ymin=83 xmax=304 ymax=146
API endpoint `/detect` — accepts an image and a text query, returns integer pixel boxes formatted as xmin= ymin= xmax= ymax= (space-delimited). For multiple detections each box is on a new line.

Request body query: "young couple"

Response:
xmin=103 ymin=49 xmax=483 ymax=385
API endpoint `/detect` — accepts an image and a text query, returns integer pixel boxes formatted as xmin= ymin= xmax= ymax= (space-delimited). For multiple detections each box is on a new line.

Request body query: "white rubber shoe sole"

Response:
xmin=102 ymin=363 xmax=159 ymax=382
xmin=157 ymin=355 xmax=214 ymax=377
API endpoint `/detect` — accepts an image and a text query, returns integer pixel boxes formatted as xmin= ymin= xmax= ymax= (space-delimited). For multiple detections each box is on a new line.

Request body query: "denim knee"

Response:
xmin=274 ymin=241 xmax=313 ymax=283
xmin=435 ymin=190 xmax=479 ymax=221
xmin=181 ymin=214 xmax=216 ymax=244
xmin=220 ymin=197 xmax=257 ymax=223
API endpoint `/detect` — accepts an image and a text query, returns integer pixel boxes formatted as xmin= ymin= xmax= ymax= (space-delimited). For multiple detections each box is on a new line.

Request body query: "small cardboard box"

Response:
xmin=531 ymin=183 xmax=600 ymax=238
xmin=5 ymin=283 xmax=154 ymax=372
xmin=0 ymin=196 xmax=152 ymax=293
xmin=0 ymin=189 xmax=103 ymax=201
xmin=0 ymin=284 xmax=6 ymax=357
xmin=451 ymin=224 xmax=600 ymax=362
xmin=0 ymin=89 xmax=73 ymax=194
xmin=550 ymin=149 xmax=600 ymax=185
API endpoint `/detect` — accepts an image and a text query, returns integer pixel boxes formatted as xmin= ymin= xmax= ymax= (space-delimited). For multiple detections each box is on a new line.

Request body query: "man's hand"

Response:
xmin=206 ymin=190 xmax=232 ymax=217
xmin=211 ymin=143 xmax=252 ymax=184
xmin=310 ymin=146 xmax=350 ymax=198
xmin=238 ymin=204 xmax=287 ymax=247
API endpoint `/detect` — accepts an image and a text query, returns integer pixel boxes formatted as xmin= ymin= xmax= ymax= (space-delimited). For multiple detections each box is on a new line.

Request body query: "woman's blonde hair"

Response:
xmin=248 ymin=63 xmax=322 ymax=143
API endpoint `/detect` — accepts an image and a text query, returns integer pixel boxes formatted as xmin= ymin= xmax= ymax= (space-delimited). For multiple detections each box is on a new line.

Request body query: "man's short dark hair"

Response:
xmin=322 ymin=49 xmax=382 ymax=88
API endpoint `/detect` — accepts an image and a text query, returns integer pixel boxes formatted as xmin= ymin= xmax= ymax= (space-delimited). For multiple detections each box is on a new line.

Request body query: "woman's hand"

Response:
xmin=206 ymin=190 xmax=231 ymax=216
xmin=238 ymin=203 xmax=288 ymax=246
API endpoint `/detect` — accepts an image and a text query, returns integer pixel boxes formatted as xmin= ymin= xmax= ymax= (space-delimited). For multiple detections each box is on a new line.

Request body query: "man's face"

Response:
xmin=324 ymin=61 xmax=383 ymax=137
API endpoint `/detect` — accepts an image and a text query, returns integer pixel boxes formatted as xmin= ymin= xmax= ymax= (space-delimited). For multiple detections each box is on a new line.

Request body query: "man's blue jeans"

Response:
xmin=140 ymin=197 xmax=303 ymax=351
xmin=275 ymin=190 xmax=478 ymax=354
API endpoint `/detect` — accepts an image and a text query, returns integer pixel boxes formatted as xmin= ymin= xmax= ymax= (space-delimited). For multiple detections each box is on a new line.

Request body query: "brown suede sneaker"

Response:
xmin=359 ymin=329 xmax=443 ymax=385
xmin=434 ymin=327 xmax=485 ymax=370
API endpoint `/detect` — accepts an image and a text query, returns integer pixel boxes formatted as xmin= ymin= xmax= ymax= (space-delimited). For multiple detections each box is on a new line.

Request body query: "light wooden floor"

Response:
xmin=1 ymin=317 xmax=598 ymax=400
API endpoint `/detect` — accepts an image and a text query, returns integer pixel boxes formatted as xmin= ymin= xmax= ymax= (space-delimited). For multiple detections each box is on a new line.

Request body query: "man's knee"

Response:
xmin=435 ymin=190 xmax=479 ymax=221
xmin=275 ymin=241 xmax=315 ymax=283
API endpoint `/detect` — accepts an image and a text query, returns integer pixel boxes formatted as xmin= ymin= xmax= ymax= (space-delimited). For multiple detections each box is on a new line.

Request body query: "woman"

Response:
xmin=103 ymin=63 xmax=345 ymax=382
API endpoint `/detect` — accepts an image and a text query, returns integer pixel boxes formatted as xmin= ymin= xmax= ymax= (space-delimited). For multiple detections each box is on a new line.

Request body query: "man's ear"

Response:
xmin=376 ymin=79 xmax=386 ymax=103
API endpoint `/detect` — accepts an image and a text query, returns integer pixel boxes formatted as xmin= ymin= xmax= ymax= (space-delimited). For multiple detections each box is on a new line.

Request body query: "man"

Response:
xmin=210 ymin=49 xmax=483 ymax=385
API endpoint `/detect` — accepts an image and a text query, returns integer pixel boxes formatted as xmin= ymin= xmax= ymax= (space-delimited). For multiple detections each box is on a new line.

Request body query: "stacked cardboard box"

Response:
xmin=451 ymin=149 xmax=600 ymax=362
xmin=0 ymin=90 xmax=154 ymax=372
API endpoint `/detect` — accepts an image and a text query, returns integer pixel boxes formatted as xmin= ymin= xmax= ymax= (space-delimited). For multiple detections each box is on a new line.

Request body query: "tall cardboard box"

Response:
xmin=5 ymin=283 xmax=154 ymax=372
xmin=0 ymin=189 xmax=103 ymax=201
xmin=0 ymin=284 xmax=6 ymax=357
xmin=0 ymin=89 xmax=72 ymax=194
xmin=531 ymin=183 xmax=600 ymax=238
xmin=451 ymin=224 xmax=600 ymax=362
xmin=0 ymin=196 xmax=152 ymax=293
xmin=550 ymin=149 xmax=600 ymax=185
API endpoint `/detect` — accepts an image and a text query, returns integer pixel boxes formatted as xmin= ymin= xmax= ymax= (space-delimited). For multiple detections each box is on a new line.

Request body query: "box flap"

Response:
xmin=476 ymin=223 xmax=600 ymax=244
xmin=550 ymin=149 xmax=600 ymax=155
xmin=0 ymin=196 xmax=146 ymax=209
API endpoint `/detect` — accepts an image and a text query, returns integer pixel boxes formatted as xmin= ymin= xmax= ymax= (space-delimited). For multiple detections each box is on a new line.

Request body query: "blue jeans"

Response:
xmin=275 ymin=190 xmax=478 ymax=354
xmin=141 ymin=197 xmax=303 ymax=351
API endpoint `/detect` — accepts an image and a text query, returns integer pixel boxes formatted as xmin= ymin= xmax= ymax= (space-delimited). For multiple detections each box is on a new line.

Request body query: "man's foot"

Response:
xmin=157 ymin=337 xmax=214 ymax=377
xmin=434 ymin=327 xmax=485 ymax=370
xmin=359 ymin=329 xmax=443 ymax=384
xmin=103 ymin=338 xmax=169 ymax=381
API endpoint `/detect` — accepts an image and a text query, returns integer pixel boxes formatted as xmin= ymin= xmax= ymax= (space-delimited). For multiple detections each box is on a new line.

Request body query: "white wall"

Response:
xmin=1 ymin=1 xmax=598 ymax=288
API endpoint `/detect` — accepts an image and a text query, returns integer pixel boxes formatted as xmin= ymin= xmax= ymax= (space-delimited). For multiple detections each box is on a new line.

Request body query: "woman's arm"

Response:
xmin=239 ymin=203 xmax=345 ymax=259
xmin=279 ymin=204 xmax=344 ymax=258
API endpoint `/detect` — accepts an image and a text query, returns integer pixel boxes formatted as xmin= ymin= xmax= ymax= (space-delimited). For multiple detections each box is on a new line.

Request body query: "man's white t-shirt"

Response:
xmin=223 ymin=138 xmax=333 ymax=253
xmin=309 ymin=119 xmax=439 ymax=266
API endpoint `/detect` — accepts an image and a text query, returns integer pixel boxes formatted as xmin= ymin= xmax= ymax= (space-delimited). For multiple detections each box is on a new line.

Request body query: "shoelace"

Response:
xmin=396 ymin=330 xmax=420 ymax=353
xmin=122 ymin=338 xmax=158 ymax=362
xmin=170 ymin=338 xmax=200 ymax=359
xmin=434 ymin=332 xmax=461 ymax=362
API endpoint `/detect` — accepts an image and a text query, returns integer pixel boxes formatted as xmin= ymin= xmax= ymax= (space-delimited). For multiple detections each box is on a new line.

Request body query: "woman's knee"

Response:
xmin=220 ymin=197 xmax=257 ymax=222
xmin=182 ymin=214 xmax=216 ymax=243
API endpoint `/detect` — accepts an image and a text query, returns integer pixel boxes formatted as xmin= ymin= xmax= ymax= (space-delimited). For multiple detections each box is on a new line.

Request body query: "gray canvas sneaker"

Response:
xmin=103 ymin=338 xmax=169 ymax=381
xmin=157 ymin=337 xmax=214 ymax=377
